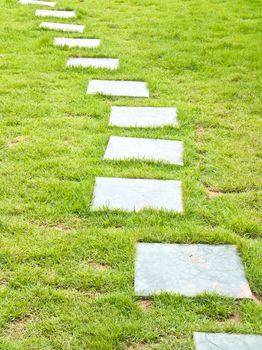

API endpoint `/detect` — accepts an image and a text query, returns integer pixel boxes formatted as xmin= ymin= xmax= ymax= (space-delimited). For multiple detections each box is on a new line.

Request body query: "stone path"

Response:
xmin=36 ymin=10 xmax=76 ymax=18
xmin=109 ymin=106 xmax=178 ymax=128
xmin=134 ymin=243 xmax=252 ymax=298
xmin=194 ymin=332 xmax=262 ymax=350
xmin=40 ymin=22 xmax=84 ymax=32
xmin=19 ymin=0 xmax=56 ymax=6
xmin=104 ymin=136 xmax=183 ymax=165
xmin=54 ymin=38 xmax=101 ymax=48
xmin=87 ymin=80 xmax=149 ymax=97
xmin=18 ymin=1 xmax=259 ymax=347
xmin=91 ymin=177 xmax=183 ymax=212
xmin=67 ymin=58 xmax=119 ymax=69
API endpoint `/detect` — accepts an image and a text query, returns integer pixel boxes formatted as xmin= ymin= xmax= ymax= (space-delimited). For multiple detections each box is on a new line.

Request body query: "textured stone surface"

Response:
xmin=54 ymin=38 xmax=101 ymax=48
xmin=134 ymin=244 xmax=252 ymax=297
xmin=91 ymin=177 xmax=183 ymax=212
xmin=36 ymin=10 xmax=76 ymax=18
xmin=104 ymin=136 xmax=183 ymax=165
xmin=87 ymin=80 xmax=149 ymax=97
xmin=19 ymin=0 xmax=56 ymax=6
xmin=109 ymin=106 xmax=178 ymax=127
xmin=67 ymin=58 xmax=119 ymax=69
xmin=194 ymin=332 xmax=262 ymax=350
xmin=40 ymin=22 xmax=84 ymax=32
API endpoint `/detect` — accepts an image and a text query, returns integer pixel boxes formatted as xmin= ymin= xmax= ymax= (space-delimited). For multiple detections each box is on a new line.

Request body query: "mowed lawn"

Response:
xmin=0 ymin=0 xmax=261 ymax=349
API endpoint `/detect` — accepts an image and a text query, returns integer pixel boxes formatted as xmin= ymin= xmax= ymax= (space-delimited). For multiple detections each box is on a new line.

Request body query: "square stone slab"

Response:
xmin=104 ymin=136 xmax=183 ymax=165
xmin=36 ymin=10 xmax=76 ymax=18
xmin=194 ymin=332 xmax=262 ymax=350
xmin=109 ymin=106 xmax=178 ymax=128
xmin=40 ymin=22 xmax=84 ymax=32
xmin=134 ymin=244 xmax=252 ymax=298
xmin=19 ymin=0 xmax=56 ymax=6
xmin=54 ymin=38 xmax=101 ymax=48
xmin=67 ymin=58 xmax=119 ymax=69
xmin=91 ymin=177 xmax=183 ymax=212
xmin=87 ymin=80 xmax=149 ymax=97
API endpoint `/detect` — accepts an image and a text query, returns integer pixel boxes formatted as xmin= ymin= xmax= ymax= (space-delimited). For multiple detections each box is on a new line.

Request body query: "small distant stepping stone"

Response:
xmin=194 ymin=332 xmax=262 ymax=350
xmin=35 ymin=10 xmax=76 ymax=18
xmin=134 ymin=243 xmax=252 ymax=297
xmin=109 ymin=106 xmax=178 ymax=128
xmin=40 ymin=22 xmax=84 ymax=32
xmin=87 ymin=80 xmax=149 ymax=98
xmin=104 ymin=136 xmax=183 ymax=165
xmin=91 ymin=177 xmax=183 ymax=212
xmin=54 ymin=37 xmax=101 ymax=48
xmin=19 ymin=0 xmax=56 ymax=6
xmin=67 ymin=58 xmax=119 ymax=70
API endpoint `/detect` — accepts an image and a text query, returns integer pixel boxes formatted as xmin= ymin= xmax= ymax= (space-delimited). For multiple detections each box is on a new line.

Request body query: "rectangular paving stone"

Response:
xmin=54 ymin=38 xmax=101 ymax=48
xmin=194 ymin=332 xmax=262 ymax=350
xmin=91 ymin=177 xmax=183 ymax=212
xmin=134 ymin=244 xmax=252 ymax=298
xmin=109 ymin=106 xmax=178 ymax=128
xmin=87 ymin=80 xmax=149 ymax=97
xmin=40 ymin=22 xmax=84 ymax=32
xmin=36 ymin=10 xmax=76 ymax=18
xmin=67 ymin=58 xmax=119 ymax=69
xmin=104 ymin=136 xmax=183 ymax=165
xmin=19 ymin=0 xmax=56 ymax=6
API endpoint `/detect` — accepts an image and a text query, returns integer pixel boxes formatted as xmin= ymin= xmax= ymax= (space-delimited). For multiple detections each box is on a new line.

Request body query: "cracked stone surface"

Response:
xmin=104 ymin=136 xmax=183 ymax=165
xmin=91 ymin=177 xmax=183 ymax=212
xmin=87 ymin=80 xmax=149 ymax=97
xmin=54 ymin=38 xmax=101 ymax=48
xmin=194 ymin=332 xmax=262 ymax=350
xmin=40 ymin=22 xmax=84 ymax=32
xmin=67 ymin=58 xmax=119 ymax=69
xmin=19 ymin=0 xmax=56 ymax=6
xmin=134 ymin=244 xmax=252 ymax=297
xmin=109 ymin=106 xmax=178 ymax=127
xmin=35 ymin=10 xmax=76 ymax=18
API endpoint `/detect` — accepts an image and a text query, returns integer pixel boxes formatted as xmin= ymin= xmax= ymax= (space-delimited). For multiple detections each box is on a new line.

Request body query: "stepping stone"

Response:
xmin=54 ymin=37 xmax=101 ymax=48
xmin=109 ymin=106 xmax=178 ymax=128
xmin=67 ymin=58 xmax=119 ymax=69
xmin=35 ymin=10 xmax=76 ymax=18
xmin=19 ymin=0 xmax=56 ymax=6
xmin=104 ymin=136 xmax=183 ymax=165
xmin=194 ymin=332 xmax=262 ymax=350
xmin=87 ymin=80 xmax=149 ymax=98
xmin=91 ymin=177 xmax=183 ymax=212
xmin=134 ymin=243 xmax=252 ymax=297
xmin=40 ymin=22 xmax=84 ymax=33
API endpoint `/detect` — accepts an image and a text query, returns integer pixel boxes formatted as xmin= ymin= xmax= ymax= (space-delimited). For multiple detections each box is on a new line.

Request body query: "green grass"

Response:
xmin=0 ymin=0 xmax=261 ymax=348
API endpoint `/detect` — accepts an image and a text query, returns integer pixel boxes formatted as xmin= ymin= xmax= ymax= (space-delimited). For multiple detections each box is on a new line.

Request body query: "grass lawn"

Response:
xmin=0 ymin=0 xmax=261 ymax=348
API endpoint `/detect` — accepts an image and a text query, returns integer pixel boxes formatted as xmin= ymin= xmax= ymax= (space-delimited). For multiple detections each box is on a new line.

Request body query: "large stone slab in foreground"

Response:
xmin=36 ymin=10 xmax=76 ymax=18
xmin=19 ymin=0 xmax=56 ymax=6
xmin=40 ymin=22 xmax=84 ymax=32
xmin=104 ymin=136 xmax=183 ymax=165
xmin=54 ymin=37 xmax=101 ymax=48
xmin=109 ymin=106 xmax=178 ymax=128
xmin=67 ymin=58 xmax=119 ymax=69
xmin=91 ymin=177 xmax=183 ymax=212
xmin=194 ymin=332 xmax=262 ymax=350
xmin=135 ymin=243 xmax=252 ymax=297
xmin=87 ymin=80 xmax=149 ymax=97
